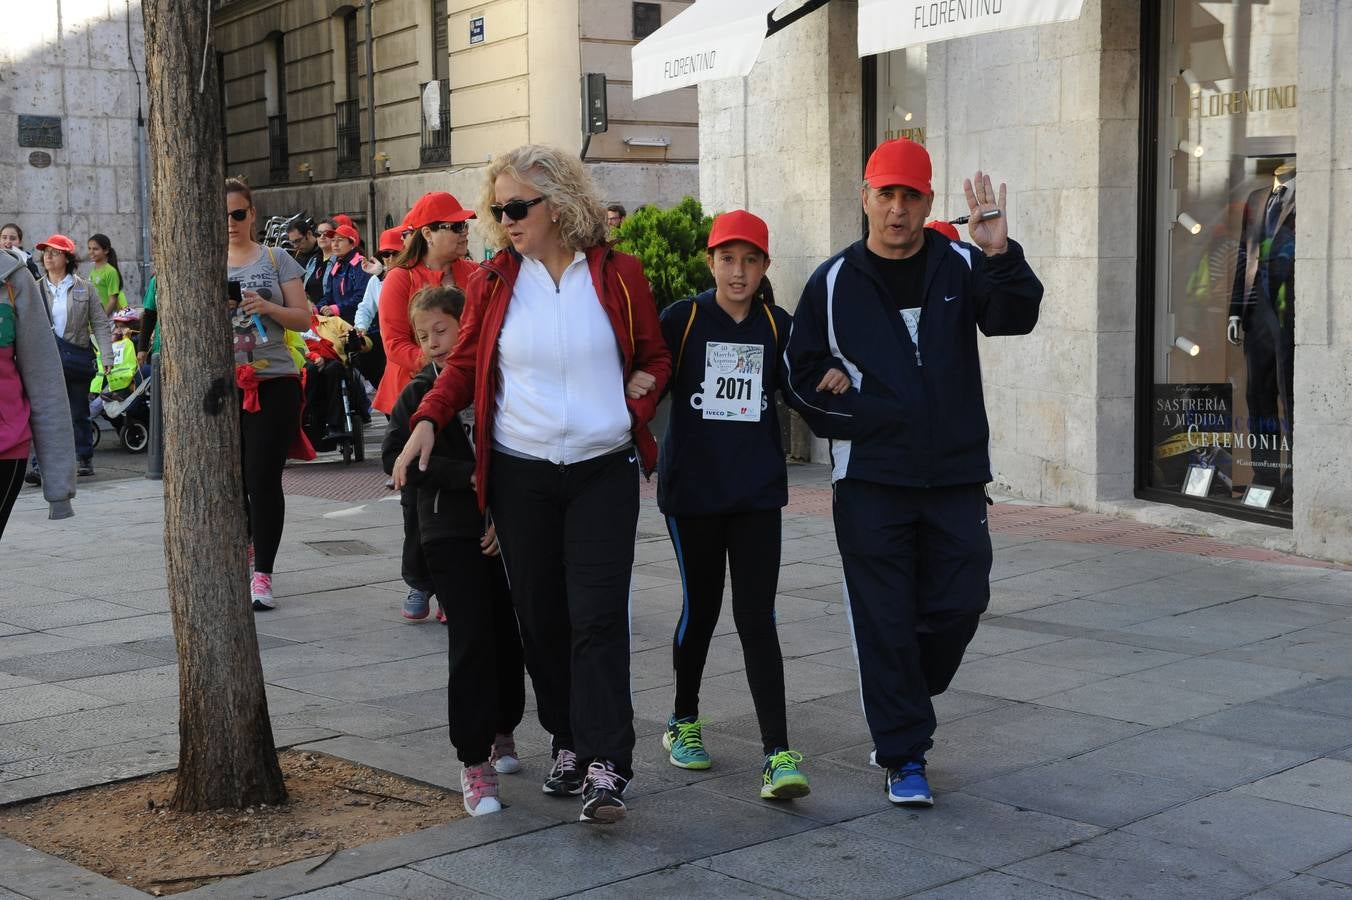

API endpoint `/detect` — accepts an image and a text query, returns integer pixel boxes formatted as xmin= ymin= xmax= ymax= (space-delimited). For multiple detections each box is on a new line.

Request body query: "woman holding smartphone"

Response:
xmin=226 ymin=177 xmax=311 ymax=611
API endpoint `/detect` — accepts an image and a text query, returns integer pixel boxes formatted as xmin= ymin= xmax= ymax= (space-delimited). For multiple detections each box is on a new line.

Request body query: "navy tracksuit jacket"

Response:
xmin=783 ymin=230 xmax=1044 ymax=765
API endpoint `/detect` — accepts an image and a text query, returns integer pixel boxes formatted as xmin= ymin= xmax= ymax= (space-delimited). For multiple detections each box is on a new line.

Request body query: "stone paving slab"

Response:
xmin=1120 ymin=791 xmax=1352 ymax=872
xmin=0 ymin=836 xmax=147 ymax=900
xmin=698 ymin=825 xmax=981 ymax=899
xmin=1003 ymin=830 xmax=1294 ymax=899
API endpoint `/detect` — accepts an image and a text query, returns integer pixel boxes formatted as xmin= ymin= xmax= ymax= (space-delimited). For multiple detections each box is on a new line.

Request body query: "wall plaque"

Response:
xmin=18 ymin=115 xmax=62 ymax=149
xmin=28 ymin=151 xmax=52 ymax=168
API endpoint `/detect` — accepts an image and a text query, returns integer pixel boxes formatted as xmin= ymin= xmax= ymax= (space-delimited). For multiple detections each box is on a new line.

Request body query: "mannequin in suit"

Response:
xmin=1228 ymin=163 xmax=1295 ymax=502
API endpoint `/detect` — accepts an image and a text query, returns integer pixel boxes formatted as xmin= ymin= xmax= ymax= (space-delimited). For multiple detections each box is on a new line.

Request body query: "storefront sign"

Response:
xmin=469 ymin=16 xmax=484 ymax=45
xmin=631 ymin=0 xmax=783 ymax=100
xmin=1190 ymin=84 xmax=1297 ymax=118
xmin=859 ymin=0 xmax=1084 ymax=55
xmin=1151 ymin=383 xmax=1234 ymax=498
xmin=884 ymin=127 xmax=927 ymax=144
xmin=18 ymin=115 xmax=62 ymax=149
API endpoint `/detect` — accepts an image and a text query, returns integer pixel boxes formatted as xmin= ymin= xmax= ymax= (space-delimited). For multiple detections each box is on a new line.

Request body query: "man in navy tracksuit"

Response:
xmin=783 ymin=138 xmax=1043 ymax=807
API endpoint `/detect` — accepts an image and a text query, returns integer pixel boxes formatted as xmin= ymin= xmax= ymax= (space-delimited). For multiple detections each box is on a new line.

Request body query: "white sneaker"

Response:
xmin=251 ymin=572 xmax=276 ymax=611
xmin=461 ymin=763 xmax=502 ymax=816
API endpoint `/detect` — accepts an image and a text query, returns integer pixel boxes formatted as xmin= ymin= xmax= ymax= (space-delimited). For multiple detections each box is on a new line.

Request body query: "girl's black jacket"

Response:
xmin=382 ymin=364 xmax=484 ymax=542
xmin=657 ymin=289 xmax=794 ymax=517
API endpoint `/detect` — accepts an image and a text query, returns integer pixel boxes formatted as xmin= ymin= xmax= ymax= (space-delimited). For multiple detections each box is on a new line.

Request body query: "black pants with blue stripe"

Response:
xmin=833 ymin=480 xmax=990 ymax=769
xmin=667 ymin=509 xmax=788 ymax=755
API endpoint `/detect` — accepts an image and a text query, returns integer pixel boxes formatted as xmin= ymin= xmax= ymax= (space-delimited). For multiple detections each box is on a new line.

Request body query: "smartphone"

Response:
xmin=227 ymin=280 xmax=243 ymax=306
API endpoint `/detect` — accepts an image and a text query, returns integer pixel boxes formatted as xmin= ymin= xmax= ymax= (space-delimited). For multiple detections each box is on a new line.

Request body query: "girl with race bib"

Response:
xmin=653 ymin=210 xmax=824 ymax=801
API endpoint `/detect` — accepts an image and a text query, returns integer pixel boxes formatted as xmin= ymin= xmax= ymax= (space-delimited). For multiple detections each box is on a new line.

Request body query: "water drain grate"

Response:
xmin=305 ymin=540 xmax=379 ymax=557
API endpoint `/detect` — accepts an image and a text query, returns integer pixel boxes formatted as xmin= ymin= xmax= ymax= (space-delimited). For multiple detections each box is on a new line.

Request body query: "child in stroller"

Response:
xmin=89 ymin=308 xmax=152 ymax=452
xmin=301 ymin=312 xmax=372 ymax=464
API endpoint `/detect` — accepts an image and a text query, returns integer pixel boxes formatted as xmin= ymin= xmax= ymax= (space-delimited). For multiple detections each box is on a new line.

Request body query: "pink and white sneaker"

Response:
xmin=461 ymin=763 xmax=501 ymax=816
xmin=250 ymin=572 xmax=276 ymax=611
xmin=491 ymin=733 xmax=521 ymax=775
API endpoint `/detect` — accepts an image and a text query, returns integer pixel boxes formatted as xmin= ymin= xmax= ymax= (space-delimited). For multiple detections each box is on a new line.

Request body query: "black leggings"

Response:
xmin=240 ymin=377 xmax=301 ymax=574
xmin=425 ymin=536 xmax=525 ymax=765
xmin=0 ymin=458 xmax=24 ymax=541
xmin=667 ymin=509 xmax=788 ymax=755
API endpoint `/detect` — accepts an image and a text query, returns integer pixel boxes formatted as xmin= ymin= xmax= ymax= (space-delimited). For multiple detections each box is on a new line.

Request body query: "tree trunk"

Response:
xmin=143 ymin=0 xmax=287 ymax=811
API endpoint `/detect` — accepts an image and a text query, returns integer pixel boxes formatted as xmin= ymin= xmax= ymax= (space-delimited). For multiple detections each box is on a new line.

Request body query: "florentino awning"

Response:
xmin=630 ymin=0 xmax=806 ymax=101
xmin=858 ymin=0 xmax=1086 ymax=56
xmin=630 ymin=0 xmax=1085 ymax=100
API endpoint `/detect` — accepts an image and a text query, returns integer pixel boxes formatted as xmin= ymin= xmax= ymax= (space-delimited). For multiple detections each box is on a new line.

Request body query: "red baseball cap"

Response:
xmin=35 ymin=234 xmax=76 ymax=254
xmin=333 ymin=224 xmax=361 ymax=244
xmin=332 ymin=213 xmax=355 ymax=230
xmin=707 ymin=210 xmax=770 ymax=257
xmin=925 ymin=219 xmax=960 ymax=241
xmin=864 ymin=138 xmax=932 ymax=194
xmin=405 ymin=192 xmax=476 ymax=230
xmin=378 ymin=227 xmax=404 ymax=254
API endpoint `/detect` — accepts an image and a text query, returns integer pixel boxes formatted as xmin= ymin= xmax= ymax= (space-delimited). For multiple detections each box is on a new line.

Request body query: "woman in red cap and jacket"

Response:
xmin=375 ymin=192 xmax=478 ymax=621
xmin=392 ymin=144 xmax=671 ymax=826
xmin=373 ymin=192 xmax=477 ymax=416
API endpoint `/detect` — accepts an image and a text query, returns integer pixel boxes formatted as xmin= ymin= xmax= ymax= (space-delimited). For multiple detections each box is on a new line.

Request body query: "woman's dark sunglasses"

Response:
xmin=429 ymin=221 xmax=470 ymax=234
xmin=227 ymin=208 xmax=249 ymax=222
xmin=489 ymin=196 xmax=546 ymax=223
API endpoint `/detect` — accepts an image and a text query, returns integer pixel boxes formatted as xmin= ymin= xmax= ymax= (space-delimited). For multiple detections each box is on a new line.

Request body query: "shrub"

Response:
xmin=613 ymin=197 xmax=713 ymax=311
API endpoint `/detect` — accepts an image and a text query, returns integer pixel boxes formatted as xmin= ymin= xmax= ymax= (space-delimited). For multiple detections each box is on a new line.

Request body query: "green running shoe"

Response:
xmin=662 ymin=715 xmax=711 ymax=770
xmin=761 ymin=749 xmax=810 ymax=800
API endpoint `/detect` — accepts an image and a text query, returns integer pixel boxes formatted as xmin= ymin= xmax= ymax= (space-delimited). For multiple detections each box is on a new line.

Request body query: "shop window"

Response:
xmin=873 ymin=45 xmax=927 ymax=147
xmin=1144 ymin=0 xmax=1298 ymax=520
xmin=633 ymin=2 xmax=661 ymax=40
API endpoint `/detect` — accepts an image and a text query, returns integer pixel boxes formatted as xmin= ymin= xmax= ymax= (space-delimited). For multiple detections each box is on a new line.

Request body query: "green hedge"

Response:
xmin=613 ymin=197 xmax=713 ymax=312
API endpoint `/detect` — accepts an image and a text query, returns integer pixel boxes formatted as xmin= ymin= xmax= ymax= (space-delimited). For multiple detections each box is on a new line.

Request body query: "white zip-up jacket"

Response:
xmin=493 ymin=252 xmax=631 ymax=464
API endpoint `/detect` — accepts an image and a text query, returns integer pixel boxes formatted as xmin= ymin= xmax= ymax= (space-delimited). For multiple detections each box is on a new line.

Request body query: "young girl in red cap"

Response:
xmin=651 ymin=210 xmax=837 ymax=800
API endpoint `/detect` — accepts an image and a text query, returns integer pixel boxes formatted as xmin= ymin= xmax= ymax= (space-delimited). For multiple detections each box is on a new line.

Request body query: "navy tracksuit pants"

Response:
xmin=833 ymin=480 xmax=991 ymax=769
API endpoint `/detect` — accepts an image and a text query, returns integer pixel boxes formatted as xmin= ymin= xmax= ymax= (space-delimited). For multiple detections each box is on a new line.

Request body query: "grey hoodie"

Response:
xmin=1 ymin=251 xmax=76 ymax=519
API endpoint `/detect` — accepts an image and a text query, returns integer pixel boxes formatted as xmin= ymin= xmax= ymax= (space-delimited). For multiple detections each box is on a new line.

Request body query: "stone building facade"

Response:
xmin=0 ymin=0 xmax=150 ymax=299
xmin=698 ymin=0 xmax=1351 ymax=562
xmin=214 ymin=0 xmax=699 ymax=245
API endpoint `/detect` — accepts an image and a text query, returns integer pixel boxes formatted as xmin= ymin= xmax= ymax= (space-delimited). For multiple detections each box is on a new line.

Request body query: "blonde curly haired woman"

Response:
xmin=393 ymin=145 xmax=671 ymax=823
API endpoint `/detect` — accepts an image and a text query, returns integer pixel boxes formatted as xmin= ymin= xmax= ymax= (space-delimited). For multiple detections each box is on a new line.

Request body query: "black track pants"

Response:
xmin=489 ymin=448 xmax=639 ymax=780
xmin=424 ymin=537 xmax=525 ymax=765
xmin=667 ymin=509 xmax=788 ymax=755
xmin=832 ymin=480 xmax=990 ymax=769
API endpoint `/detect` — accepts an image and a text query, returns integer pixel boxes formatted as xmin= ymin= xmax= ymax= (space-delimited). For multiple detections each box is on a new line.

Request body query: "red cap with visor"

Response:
xmin=35 ymin=234 xmax=77 ymax=254
xmin=405 ymin=192 xmax=477 ymax=230
xmin=707 ymin=209 xmax=770 ymax=257
xmin=864 ymin=138 xmax=933 ymax=194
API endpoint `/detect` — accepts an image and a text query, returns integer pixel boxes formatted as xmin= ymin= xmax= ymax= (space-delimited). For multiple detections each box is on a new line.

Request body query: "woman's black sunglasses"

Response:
xmin=429 ymin=221 xmax=470 ymax=234
xmin=489 ymin=196 xmax=546 ymax=223
xmin=227 ymin=208 xmax=250 ymax=222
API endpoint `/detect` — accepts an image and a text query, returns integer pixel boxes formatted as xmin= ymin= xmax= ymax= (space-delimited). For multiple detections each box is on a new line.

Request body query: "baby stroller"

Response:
xmin=301 ymin=319 xmax=369 ymax=464
xmin=91 ymin=368 xmax=153 ymax=453
xmin=89 ymin=308 xmax=153 ymax=453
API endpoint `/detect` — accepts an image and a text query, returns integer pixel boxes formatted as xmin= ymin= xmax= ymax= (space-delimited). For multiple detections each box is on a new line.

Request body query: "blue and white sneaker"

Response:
xmin=887 ymin=760 xmax=933 ymax=807
xmin=401 ymin=588 xmax=431 ymax=620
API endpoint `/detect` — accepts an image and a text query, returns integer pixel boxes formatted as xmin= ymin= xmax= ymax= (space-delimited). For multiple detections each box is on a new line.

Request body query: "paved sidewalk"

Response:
xmin=3 ymin=463 xmax=1352 ymax=899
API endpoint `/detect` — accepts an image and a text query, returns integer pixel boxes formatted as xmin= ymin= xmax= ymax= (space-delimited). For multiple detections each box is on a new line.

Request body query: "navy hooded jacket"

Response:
xmin=782 ymin=230 xmax=1043 ymax=487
